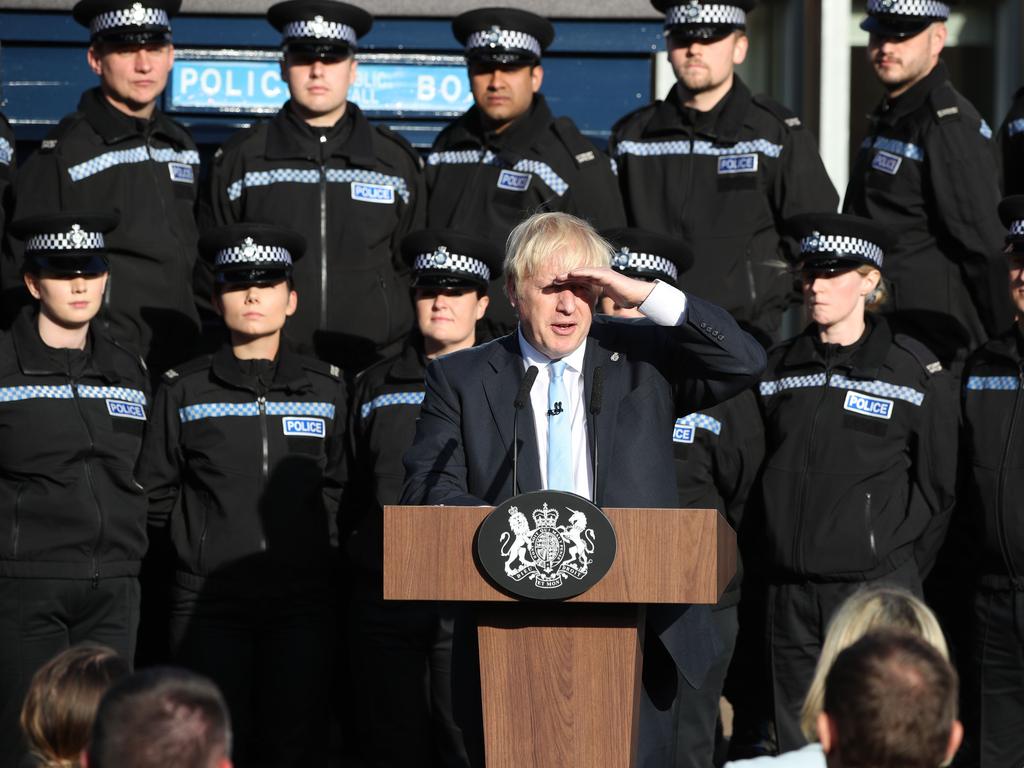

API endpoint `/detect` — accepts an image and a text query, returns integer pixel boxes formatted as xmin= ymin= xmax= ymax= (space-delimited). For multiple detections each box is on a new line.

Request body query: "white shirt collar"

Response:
xmin=516 ymin=327 xmax=587 ymax=372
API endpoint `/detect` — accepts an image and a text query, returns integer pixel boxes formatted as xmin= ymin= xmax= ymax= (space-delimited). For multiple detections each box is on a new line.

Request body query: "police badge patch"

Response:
xmin=476 ymin=491 xmax=616 ymax=600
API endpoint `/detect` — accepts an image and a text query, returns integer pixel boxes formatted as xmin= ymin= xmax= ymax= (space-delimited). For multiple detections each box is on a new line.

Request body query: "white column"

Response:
xmin=818 ymin=0 xmax=852 ymax=206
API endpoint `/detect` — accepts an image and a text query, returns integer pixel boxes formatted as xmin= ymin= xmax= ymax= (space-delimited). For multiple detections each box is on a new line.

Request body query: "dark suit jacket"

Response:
xmin=401 ymin=294 xmax=766 ymax=692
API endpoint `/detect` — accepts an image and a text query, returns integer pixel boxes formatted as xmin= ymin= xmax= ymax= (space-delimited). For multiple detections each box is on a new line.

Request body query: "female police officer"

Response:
xmin=755 ymin=212 xmax=957 ymax=752
xmin=0 ymin=212 xmax=149 ymax=762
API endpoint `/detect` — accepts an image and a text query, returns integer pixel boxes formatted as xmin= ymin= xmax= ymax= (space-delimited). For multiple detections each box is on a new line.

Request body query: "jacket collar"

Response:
xmin=210 ymin=343 xmax=311 ymax=394
xmin=872 ymin=60 xmax=949 ymax=127
xmin=266 ymin=100 xmax=376 ymax=167
xmin=648 ymin=75 xmax=751 ymax=143
xmin=443 ymin=94 xmax=554 ymax=152
xmin=387 ymin=338 xmax=428 ymax=382
xmin=11 ymin=308 xmax=120 ymax=381
xmin=79 ymin=87 xmax=188 ymax=148
xmin=778 ymin=314 xmax=892 ymax=379
xmin=976 ymin=325 xmax=1024 ymax=366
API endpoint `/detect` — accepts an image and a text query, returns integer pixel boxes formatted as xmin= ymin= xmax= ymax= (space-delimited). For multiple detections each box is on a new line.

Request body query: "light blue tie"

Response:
xmin=547 ymin=360 xmax=573 ymax=491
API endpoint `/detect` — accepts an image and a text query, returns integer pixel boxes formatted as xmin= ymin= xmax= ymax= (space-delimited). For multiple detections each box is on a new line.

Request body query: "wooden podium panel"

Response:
xmin=384 ymin=505 xmax=734 ymax=604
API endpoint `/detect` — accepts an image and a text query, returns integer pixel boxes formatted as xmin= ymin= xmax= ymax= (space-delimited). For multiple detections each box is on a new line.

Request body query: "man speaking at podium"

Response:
xmin=402 ymin=211 xmax=766 ymax=764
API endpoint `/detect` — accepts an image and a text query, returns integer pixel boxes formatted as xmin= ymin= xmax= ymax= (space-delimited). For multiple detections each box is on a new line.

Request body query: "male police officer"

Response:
xmin=998 ymin=87 xmax=1024 ymax=195
xmin=206 ymin=0 xmax=425 ymax=374
xmin=426 ymin=7 xmax=625 ymax=339
xmin=11 ymin=0 xmax=201 ymax=375
xmin=611 ymin=0 xmax=838 ymax=346
xmin=844 ymin=0 xmax=1011 ymax=367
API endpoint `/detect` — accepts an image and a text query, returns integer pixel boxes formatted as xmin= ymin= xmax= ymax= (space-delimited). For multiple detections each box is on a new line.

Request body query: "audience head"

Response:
xmin=818 ymin=630 xmax=961 ymax=768
xmin=84 ymin=667 xmax=232 ymax=768
xmin=19 ymin=644 xmax=129 ymax=768
xmin=800 ymin=585 xmax=948 ymax=741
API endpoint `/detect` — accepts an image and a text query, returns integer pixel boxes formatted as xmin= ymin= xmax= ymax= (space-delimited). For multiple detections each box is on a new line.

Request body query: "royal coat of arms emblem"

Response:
xmin=501 ymin=502 xmax=596 ymax=589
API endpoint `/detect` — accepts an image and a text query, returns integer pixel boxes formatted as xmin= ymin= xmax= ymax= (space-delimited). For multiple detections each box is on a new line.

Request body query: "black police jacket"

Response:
xmin=0 ymin=112 xmax=14 ymax=247
xmin=610 ymin=77 xmax=839 ymax=343
xmin=10 ymin=89 xmax=202 ymax=375
xmin=672 ymin=388 xmax=763 ymax=608
xmin=960 ymin=327 xmax=1024 ymax=590
xmin=0 ymin=309 xmax=150 ymax=579
xmin=205 ymin=101 xmax=426 ymax=372
xmin=426 ymin=95 xmax=626 ymax=337
xmin=344 ymin=340 xmax=426 ymax=594
xmin=137 ymin=344 xmax=347 ymax=591
xmin=844 ymin=62 xmax=1013 ymax=364
xmin=756 ymin=316 xmax=957 ymax=581
xmin=998 ymin=86 xmax=1024 ymax=196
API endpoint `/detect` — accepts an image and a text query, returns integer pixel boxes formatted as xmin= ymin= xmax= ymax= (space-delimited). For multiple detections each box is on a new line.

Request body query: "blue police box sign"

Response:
xmin=168 ymin=51 xmax=473 ymax=117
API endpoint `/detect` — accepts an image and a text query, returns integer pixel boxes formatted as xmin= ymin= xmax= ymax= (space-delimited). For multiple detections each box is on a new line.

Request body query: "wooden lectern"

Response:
xmin=384 ymin=505 xmax=735 ymax=768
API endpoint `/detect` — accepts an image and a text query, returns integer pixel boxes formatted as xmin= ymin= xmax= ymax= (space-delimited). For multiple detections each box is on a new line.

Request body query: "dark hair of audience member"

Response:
xmin=19 ymin=643 xmax=129 ymax=768
xmin=86 ymin=666 xmax=231 ymax=768
xmin=824 ymin=630 xmax=958 ymax=768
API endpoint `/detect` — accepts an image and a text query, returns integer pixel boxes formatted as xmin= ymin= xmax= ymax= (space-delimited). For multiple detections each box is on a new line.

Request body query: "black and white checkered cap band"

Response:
xmin=866 ymin=0 xmax=950 ymax=18
xmin=215 ymin=245 xmax=293 ymax=268
xmin=611 ymin=250 xmax=679 ymax=283
xmin=664 ymin=4 xmax=747 ymax=27
xmin=26 ymin=229 xmax=105 ymax=253
xmin=800 ymin=234 xmax=884 ymax=268
xmin=90 ymin=5 xmax=171 ymax=34
xmin=1009 ymin=220 xmax=1024 ymax=237
xmin=465 ymin=28 xmax=542 ymax=59
xmin=282 ymin=19 xmax=357 ymax=45
xmin=413 ymin=251 xmax=491 ymax=282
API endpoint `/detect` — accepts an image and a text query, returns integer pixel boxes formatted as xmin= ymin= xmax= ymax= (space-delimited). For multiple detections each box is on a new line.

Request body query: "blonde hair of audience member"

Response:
xmin=799 ymin=586 xmax=948 ymax=742
xmin=503 ymin=212 xmax=613 ymax=297
xmin=20 ymin=644 xmax=129 ymax=768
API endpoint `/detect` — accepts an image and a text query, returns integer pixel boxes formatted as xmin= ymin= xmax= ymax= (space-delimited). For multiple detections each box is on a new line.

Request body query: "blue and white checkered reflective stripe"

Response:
xmin=226 ymin=168 xmax=410 ymax=203
xmin=1009 ymin=119 xmax=1024 ymax=138
xmin=0 ymin=137 xmax=11 ymax=166
xmin=424 ymin=150 xmax=568 ymax=196
xmin=360 ymin=391 xmax=425 ymax=419
xmin=675 ymin=412 xmax=723 ymax=435
xmin=614 ymin=138 xmax=783 ymax=159
xmin=0 ymin=385 xmax=74 ymax=403
xmin=866 ymin=0 xmax=950 ymax=18
xmin=965 ymin=376 xmax=1020 ymax=391
xmin=862 ymin=136 xmax=924 ymax=162
xmin=760 ymin=373 xmax=924 ymax=406
xmin=77 ymin=386 xmax=147 ymax=405
xmin=265 ymin=401 xmax=335 ymax=418
xmin=180 ymin=400 xmax=335 ymax=423
xmin=1010 ymin=220 xmax=1024 ymax=237
xmin=68 ymin=146 xmax=199 ymax=182
xmin=980 ymin=120 xmax=993 ymax=140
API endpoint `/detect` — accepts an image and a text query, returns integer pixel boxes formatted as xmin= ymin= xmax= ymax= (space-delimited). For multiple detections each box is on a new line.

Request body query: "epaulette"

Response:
xmin=893 ymin=334 xmax=943 ymax=375
xmin=213 ymin=122 xmax=264 ymax=162
xmin=551 ymin=117 xmax=600 ymax=168
xmin=161 ymin=354 xmax=212 ymax=384
xmin=752 ymin=94 xmax=803 ymax=130
xmin=929 ymin=82 xmax=962 ymax=124
xmin=610 ymin=102 xmax=658 ymax=140
xmin=106 ymin=335 xmax=148 ymax=376
xmin=303 ymin=359 xmax=343 ymax=381
xmin=37 ymin=112 xmax=84 ymax=153
xmin=376 ymin=124 xmax=424 ymax=170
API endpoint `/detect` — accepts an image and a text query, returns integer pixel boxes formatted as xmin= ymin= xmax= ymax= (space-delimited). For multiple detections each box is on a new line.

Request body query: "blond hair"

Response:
xmin=799 ymin=586 xmax=948 ymax=742
xmin=504 ymin=212 xmax=612 ymax=298
xmin=858 ymin=264 xmax=888 ymax=312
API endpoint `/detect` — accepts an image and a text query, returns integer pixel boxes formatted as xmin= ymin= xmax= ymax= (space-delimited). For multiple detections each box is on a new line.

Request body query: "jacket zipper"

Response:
xmin=10 ymin=485 xmax=23 ymax=558
xmin=319 ymin=139 xmax=328 ymax=330
xmin=258 ymin=396 xmax=269 ymax=551
xmin=995 ymin=366 xmax=1024 ymax=581
xmin=864 ymin=492 xmax=877 ymax=560
xmin=793 ymin=365 xmax=831 ymax=574
xmin=71 ymin=380 xmax=104 ymax=588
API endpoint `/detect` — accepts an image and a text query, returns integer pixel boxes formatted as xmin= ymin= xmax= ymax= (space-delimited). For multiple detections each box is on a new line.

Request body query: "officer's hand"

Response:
xmin=556 ymin=266 xmax=657 ymax=309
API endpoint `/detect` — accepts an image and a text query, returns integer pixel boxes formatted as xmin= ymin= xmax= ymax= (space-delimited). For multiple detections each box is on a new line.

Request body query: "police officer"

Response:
xmin=600 ymin=228 xmax=764 ymax=767
xmin=958 ymin=196 xmax=1024 ymax=768
xmin=137 ymin=223 xmax=347 ymax=767
xmin=0 ymin=212 xmax=150 ymax=763
xmin=998 ymin=87 xmax=1024 ymax=195
xmin=11 ymin=0 xmax=201 ymax=376
xmin=844 ymin=0 xmax=1011 ymax=368
xmin=206 ymin=0 xmax=425 ymax=374
xmin=346 ymin=230 xmax=500 ymax=768
xmin=756 ymin=212 xmax=958 ymax=752
xmin=426 ymin=7 xmax=626 ymax=339
xmin=610 ymin=1 xmax=838 ymax=347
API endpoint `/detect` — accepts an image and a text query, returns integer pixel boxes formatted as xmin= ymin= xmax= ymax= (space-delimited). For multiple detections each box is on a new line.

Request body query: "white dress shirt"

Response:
xmin=517 ymin=280 xmax=688 ymax=500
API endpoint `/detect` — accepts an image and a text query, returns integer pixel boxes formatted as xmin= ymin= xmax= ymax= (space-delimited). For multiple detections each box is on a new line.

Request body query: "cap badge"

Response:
xmin=130 ymin=2 xmax=146 ymax=24
xmin=612 ymin=247 xmax=630 ymax=269
xmin=310 ymin=14 xmax=326 ymax=37
xmin=242 ymin=237 xmax=257 ymax=259
xmin=806 ymin=230 xmax=822 ymax=252
xmin=433 ymin=245 xmax=449 ymax=266
xmin=485 ymin=25 xmax=502 ymax=47
xmin=879 ymin=0 xmax=895 ymax=10
xmin=69 ymin=224 xmax=85 ymax=247
xmin=684 ymin=1 xmax=702 ymax=20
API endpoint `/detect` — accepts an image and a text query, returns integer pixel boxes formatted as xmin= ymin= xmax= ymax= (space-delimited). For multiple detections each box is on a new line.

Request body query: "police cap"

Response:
xmin=11 ymin=212 xmax=118 ymax=277
xmin=652 ymin=0 xmax=755 ymax=41
xmin=401 ymin=230 xmax=503 ymax=291
xmin=860 ymin=0 xmax=952 ymax=40
xmin=601 ymin=228 xmax=693 ymax=288
xmin=786 ymin=213 xmax=895 ymax=273
xmin=998 ymin=196 xmax=1024 ymax=253
xmin=72 ymin=0 xmax=180 ymax=44
xmin=199 ymin=223 xmax=306 ymax=286
xmin=453 ymin=8 xmax=555 ymax=67
xmin=268 ymin=0 xmax=372 ymax=57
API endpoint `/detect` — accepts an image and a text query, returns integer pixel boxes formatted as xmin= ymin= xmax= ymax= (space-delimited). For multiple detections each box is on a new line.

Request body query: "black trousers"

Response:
xmin=168 ymin=582 xmax=333 ymax=768
xmin=0 ymin=576 xmax=139 ymax=763
xmin=767 ymin=559 xmax=921 ymax=753
xmin=963 ymin=588 xmax=1024 ymax=768
xmin=348 ymin=598 xmax=470 ymax=768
